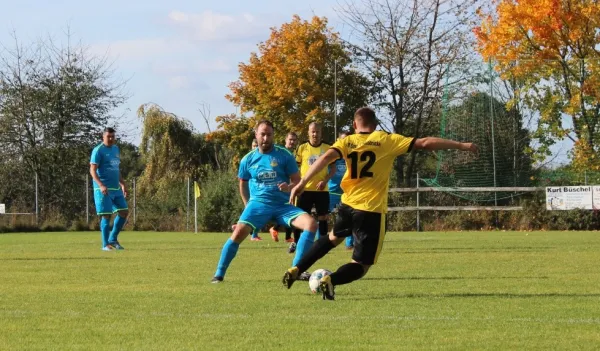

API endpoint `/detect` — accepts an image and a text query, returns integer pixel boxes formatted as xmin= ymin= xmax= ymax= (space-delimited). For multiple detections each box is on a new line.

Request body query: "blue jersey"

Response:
xmin=238 ymin=145 xmax=299 ymax=205
xmin=90 ymin=143 xmax=121 ymax=189
xmin=327 ymin=158 xmax=347 ymax=195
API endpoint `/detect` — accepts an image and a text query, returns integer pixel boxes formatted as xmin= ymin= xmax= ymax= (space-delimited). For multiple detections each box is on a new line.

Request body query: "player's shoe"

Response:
xmin=319 ymin=275 xmax=335 ymax=300
xmin=269 ymin=227 xmax=279 ymax=242
xmin=110 ymin=242 xmax=125 ymax=250
xmin=282 ymin=267 xmax=299 ymax=289
xmin=211 ymin=276 xmax=224 ymax=283
xmin=102 ymin=244 xmax=115 ymax=251
xmin=298 ymin=271 xmax=311 ymax=281
xmin=287 ymin=242 xmax=296 ymax=253
xmin=285 ymin=238 xmax=294 ymax=243
xmin=250 ymin=236 xmax=263 ymax=241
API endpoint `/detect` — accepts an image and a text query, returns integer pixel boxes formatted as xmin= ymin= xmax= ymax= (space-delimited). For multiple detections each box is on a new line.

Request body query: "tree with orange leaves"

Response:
xmin=475 ymin=0 xmax=600 ymax=170
xmin=210 ymin=15 xmax=371 ymax=164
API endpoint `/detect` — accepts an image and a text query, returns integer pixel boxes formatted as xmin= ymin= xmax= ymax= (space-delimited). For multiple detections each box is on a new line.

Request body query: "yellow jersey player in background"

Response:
xmin=283 ymin=107 xmax=478 ymax=300
xmin=292 ymin=122 xmax=336 ymax=257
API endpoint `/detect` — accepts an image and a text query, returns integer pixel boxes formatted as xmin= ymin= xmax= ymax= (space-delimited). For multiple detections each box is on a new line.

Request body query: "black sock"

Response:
xmin=285 ymin=227 xmax=292 ymax=240
xmin=318 ymin=220 xmax=328 ymax=238
xmin=330 ymin=263 xmax=365 ymax=286
xmin=293 ymin=229 xmax=301 ymax=243
xmin=296 ymin=235 xmax=336 ymax=273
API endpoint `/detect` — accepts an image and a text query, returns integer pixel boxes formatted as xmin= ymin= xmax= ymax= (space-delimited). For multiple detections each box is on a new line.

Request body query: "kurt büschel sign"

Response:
xmin=545 ymin=186 xmax=598 ymax=210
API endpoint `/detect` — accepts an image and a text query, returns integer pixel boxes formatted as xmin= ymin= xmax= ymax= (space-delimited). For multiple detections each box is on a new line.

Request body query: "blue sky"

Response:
xmin=1 ymin=0 xmax=346 ymax=142
xmin=1 ymin=0 xmax=572 ymax=164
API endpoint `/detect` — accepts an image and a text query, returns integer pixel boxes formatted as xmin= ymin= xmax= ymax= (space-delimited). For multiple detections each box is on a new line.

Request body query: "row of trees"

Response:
xmin=2 ymin=0 xmax=600 ymax=231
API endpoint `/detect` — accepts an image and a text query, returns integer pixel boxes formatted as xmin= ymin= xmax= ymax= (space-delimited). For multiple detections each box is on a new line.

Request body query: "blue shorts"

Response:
xmin=329 ymin=193 xmax=342 ymax=212
xmin=238 ymin=200 xmax=306 ymax=231
xmin=94 ymin=189 xmax=128 ymax=215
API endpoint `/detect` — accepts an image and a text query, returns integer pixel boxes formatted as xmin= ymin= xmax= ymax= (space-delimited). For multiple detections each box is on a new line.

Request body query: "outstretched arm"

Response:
xmin=413 ymin=137 xmax=478 ymax=152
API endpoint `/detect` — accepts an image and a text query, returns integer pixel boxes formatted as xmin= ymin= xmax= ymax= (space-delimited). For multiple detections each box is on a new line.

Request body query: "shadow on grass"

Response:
xmin=346 ymin=292 xmax=600 ymax=300
xmin=0 ymin=257 xmax=113 ymax=261
xmin=362 ymin=276 xmax=550 ymax=281
xmin=384 ymin=247 xmax=554 ymax=254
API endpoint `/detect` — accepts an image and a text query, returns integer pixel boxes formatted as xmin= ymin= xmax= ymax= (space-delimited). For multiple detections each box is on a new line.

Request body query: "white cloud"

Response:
xmin=194 ymin=59 xmax=231 ymax=73
xmin=167 ymin=10 xmax=270 ymax=42
xmin=168 ymin=75 xmax=190 ymax=90
xmin=89 ymin=38 xmax=196 ymax=61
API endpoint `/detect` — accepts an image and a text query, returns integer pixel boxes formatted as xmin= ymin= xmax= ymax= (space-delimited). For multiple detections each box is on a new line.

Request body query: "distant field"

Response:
xmin=1 ymin=231 xmax=599 ymax=350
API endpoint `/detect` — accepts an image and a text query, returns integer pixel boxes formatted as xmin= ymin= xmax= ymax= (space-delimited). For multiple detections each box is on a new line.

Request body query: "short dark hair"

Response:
xmin=103 ymin=127 xmax=116 ymax=134
xmin=286 ymin=132 xmax=297 ymax=138
xmin=255 ymin=120 xmax=274 ymax=131
xmin=354 ymin=107 xmax=378 ymax=128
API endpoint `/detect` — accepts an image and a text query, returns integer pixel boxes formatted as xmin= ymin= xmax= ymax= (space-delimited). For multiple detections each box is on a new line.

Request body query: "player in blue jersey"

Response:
xmin=211 ymin=120 xmax=318 ymax=283
xmin=89 ymin=127 xmax=128 ymax=251
xmin=327 ymin=130 xmax=353 ymax=249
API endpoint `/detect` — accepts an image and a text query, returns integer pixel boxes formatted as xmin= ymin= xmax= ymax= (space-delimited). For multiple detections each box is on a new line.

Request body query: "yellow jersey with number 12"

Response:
xmin=331 ymin=131 xmax=415 ymax=213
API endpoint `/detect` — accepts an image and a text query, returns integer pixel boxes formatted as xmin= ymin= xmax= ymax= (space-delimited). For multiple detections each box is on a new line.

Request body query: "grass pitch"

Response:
xmin=1 ymin=230 xmax=599 ymax=350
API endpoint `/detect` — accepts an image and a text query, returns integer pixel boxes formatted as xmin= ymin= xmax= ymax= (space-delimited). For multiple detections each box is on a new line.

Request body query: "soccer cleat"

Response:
xmin=211 ymin=276 xmax=224 ymax=283
xmin=269 ymin=227 xmax=279 ymax=242
xmin=298 ymin=271 xmax=311 ymax=281
xmin=102 ymin=244 xmax=115 ymax=251
xmin=250 ymin=236 xmax=263 ymax=241
xmin=319 ymin=275 xmax=335 ymax=300
xmin=282 ymin=267 xmax=299 ymax=289
xmin=287 ymin=242 xmax=296 ymax=254
xmin=111 ymin=242 xmax=125 ymax=250
xmin=285 ymin=238 xmax=294 ymax=243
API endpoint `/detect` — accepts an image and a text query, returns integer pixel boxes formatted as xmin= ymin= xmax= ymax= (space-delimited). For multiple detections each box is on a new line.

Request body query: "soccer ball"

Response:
xmin=308 ymin=269 xmax=332 ymax=294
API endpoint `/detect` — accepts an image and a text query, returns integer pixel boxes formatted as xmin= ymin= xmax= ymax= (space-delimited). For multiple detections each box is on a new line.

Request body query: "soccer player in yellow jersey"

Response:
xmin=294 ymin=122 xmax=336 ymax=243
xmin=282 ymin=107 xmax=478 ymax=300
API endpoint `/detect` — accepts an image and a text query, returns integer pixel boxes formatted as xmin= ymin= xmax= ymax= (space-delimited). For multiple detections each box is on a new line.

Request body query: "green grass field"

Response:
xmin=1 ymin=230 xmax=599 ymax=350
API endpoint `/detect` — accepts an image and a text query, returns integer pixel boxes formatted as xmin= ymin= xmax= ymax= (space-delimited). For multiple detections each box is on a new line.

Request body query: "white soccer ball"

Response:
xmin=308 ymin=269 xmax=332 ymax=294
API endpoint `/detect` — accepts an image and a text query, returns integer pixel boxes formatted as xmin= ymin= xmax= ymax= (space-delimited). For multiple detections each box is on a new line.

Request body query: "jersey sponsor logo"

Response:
xmin=257 ymin=170 xmax=277 ymax=181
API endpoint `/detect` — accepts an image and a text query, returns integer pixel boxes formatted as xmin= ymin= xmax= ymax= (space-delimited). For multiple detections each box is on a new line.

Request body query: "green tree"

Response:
xmin=0 ymin=32 xmax=127 ymax=219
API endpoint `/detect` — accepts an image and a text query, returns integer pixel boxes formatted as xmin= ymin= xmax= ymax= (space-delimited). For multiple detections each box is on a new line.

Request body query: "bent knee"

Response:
xmin=118 ymin=210 xmax=129 ymax=218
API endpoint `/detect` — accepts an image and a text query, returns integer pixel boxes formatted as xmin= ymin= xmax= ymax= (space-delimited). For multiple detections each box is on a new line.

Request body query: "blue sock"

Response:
xmin=251 ymin=228 xmax=259 ymax=239
xmin=292 ymin=230 xmax=315 ymax=267
xmin=345 ymin=236 xmax=354 ymax=247
xmin=215 ymin=239 xmax=240 ymax=278
xmin=100 ymin=217 xmax=110 ymax=247
xmin=108 ymin=215 xmax=126 ymax=243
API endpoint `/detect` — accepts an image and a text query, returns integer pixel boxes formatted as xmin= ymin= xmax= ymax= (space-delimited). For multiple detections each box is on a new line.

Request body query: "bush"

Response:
xmin=196 ymin=170 xmax=244 ymax=232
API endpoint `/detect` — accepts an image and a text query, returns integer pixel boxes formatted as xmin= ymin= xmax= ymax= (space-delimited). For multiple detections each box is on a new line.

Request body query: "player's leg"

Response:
xmin=284 ymin=226 xmax=293 ymax=242
xmin=330 ymin=193 xmax=352 ymax=249
xmin=291 ymin=193 xmax=312 ymax=252
xmin=282 ymin=204 xmax=351 ymax=289
xmin=94 ymin=189 xmax=114 ymax=250
xmin=108 ymin=192 xmax=128 ymax=249
xmin=212 ymin=202 xmax=268 ymax=283
xmin=268 ymin=225 xmax=279 ymax=242
xmin=315 ymin=192 xmax=330 ymax=239
xmin=321 ymin=211 xmax=385 ymax=300
xmin=250 ymin=227 xmax=262 ymax=241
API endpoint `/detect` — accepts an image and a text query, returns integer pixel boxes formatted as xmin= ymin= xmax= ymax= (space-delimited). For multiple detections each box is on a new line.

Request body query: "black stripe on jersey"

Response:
xmin=407 ymin=137 xmax=416 ymax=152
xmin=331 ymin=147 xmax=343 ymax=159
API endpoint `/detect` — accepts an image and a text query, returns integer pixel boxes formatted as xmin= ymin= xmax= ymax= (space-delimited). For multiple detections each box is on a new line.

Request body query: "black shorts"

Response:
xmin=296 ymin=191 xmax=329 ymax=216
xmin=333 ymin=203 xmax=386 ymax=265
